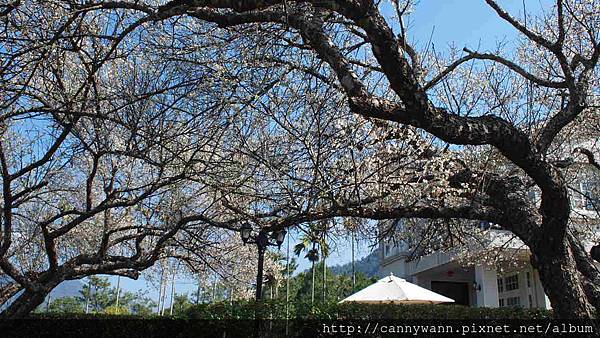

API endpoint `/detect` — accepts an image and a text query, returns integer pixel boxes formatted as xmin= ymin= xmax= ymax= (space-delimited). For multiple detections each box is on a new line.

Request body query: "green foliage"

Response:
xmin=334 ymin=303 xmax=553 ymax=320
xmin=273 ymin=261 xmax=376 ymax=304
xmin=12 ymin=302 xmax=555 ymax=338
xmin=104 ymin=305 xmax=130 ymax=315
xmin=77 ymin=276 xmax=155 ymax=315
xmin=78 ymin=276 xmax=116 ymax=313
xmin=183 ymin=299 xmax=554 ymax=320
xmin=46 ymin=297 xmax=84 ymax=314
xmin=36 ymin=276 xmax=156 ymax=315
xmin=130 ymin=301 xmax=156 ymax=317
xmin=293 ymin=221 xmax=331 ymax=262
xmin=171 ymin=293 xmax=194 ymax=316
xmin=127 ymin=293 xmax=157 ymax=316
xmin=5 ymin=314 xmax=254 ymax=338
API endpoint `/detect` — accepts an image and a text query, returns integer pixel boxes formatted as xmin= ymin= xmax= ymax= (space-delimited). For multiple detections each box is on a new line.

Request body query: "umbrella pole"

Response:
xmin=351 ymin=231 xmax=356 ymax=293
xmin=286 ymin=233 xmax=290 ymax=335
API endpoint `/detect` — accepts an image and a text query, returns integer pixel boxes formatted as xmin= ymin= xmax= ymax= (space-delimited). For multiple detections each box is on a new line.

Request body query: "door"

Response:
xmin=430 ymin=281 xmax=470 ymax=306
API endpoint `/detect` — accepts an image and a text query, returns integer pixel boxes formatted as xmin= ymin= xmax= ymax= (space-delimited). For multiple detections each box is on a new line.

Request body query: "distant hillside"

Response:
xmin=0 ymin=280 xmax=83 ymax=311
xmin=329 ymin=250 xmax=380 ymax=278
xmin=1 ymin=276 xmax=82 ymax=299
xmin=49 ymin=280 xmax=84 ymax=299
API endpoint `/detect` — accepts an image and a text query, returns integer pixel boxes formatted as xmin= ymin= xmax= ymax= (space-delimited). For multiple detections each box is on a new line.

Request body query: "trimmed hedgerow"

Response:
xmin=183 ymin=299 xmax=554 ymax=320
xmin=0 ymin=303 xmax=575 ymax=338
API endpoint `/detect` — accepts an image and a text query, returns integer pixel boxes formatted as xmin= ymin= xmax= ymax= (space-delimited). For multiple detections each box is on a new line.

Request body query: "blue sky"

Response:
xmin=84 ymin=0 xmax=550 ymax=307
xmin=411 ymin=0 xmax=547 ymax=49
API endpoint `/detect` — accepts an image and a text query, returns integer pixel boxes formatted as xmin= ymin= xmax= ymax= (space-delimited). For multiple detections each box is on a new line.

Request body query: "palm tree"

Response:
xmin=319 ymin=225 xmax=330 ymax=302
xmin=293 ymin=221 xmax=330 ymax=305
xmin=294 ymin=238 xmax=319 ymax=305
xmin=343 ymin=219 xmax=359 ymax=292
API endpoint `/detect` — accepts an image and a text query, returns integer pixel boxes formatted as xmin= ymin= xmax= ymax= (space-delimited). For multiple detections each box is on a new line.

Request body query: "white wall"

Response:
xmin=475 ymin=265 xmax=499 ymax=308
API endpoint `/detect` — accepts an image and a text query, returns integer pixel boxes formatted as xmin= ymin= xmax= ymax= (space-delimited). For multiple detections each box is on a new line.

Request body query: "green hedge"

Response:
xmin=2 ymin=304 xmax=589 ymax=338
xmin=0 ymin=316 xmax=239 ymax=338
xmin=184 ymin=299 xmax=553 ymax=320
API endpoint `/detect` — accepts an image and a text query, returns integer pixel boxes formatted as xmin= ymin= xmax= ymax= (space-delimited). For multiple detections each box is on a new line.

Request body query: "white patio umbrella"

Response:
xmin=339 ymin=273 xmax=454 ymax=304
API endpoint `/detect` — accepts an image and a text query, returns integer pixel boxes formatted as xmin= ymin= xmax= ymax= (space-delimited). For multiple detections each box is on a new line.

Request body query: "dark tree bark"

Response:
xmin=0 ymin=283 xmax=21 ymax=308
xmin=1 ymin=284 xmax=56 ymax=319
xmin=531 ymin=240 xmax=596 ymax=318
xmin=591 ymin=245 xmax=600 ymax=262
xmin=2 ymin=292 xmax=47 ymax=318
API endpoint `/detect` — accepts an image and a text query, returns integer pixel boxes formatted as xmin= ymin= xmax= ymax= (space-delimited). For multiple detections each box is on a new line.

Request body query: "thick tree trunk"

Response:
xmin=532 ymin=240 xmax=597 ymax=319
xmin=1 ymin=288 xmax=49 ymax=318
xmin=567 ymin=233 xmax=600 ymax=311
xmin=581 ymin=278 xmax=600 ymax=314
xmin=0 ymin=283 xmax=21 ymax=307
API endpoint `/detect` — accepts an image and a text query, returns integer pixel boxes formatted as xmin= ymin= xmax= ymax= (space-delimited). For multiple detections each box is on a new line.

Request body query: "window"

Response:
xmin=500 ymin=297 xmax=522 ymax=308
xmin=504 ymin=274 xmax=519 ymax=291
xmin=526 ymin=272 xmax=531 ymax=288
xmin=528 ymin=295 xmax=533 ymax=309
xmin=506 ymin=296 xmax=521 ymax=307
xmin=497 ymin=278 xmax=504 ymax=293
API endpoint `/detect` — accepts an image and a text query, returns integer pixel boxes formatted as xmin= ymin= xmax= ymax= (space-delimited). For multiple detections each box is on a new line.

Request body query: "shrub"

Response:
xmin=104 ymin=305 xmax=130 ymax=315
xmin=0 ymin=305 xmax=563 ymax=338
xmin=183 ymin=299 xmax=554 ymax=320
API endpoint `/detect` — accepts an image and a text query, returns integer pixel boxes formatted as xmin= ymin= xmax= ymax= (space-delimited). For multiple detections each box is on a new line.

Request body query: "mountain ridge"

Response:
xmin=329 ymin=250 xmax=380 ymax=278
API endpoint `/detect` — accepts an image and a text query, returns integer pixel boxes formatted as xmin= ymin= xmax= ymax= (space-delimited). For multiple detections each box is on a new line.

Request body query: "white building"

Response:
xmin=379 ymin=179 xmax=599 ymax=309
